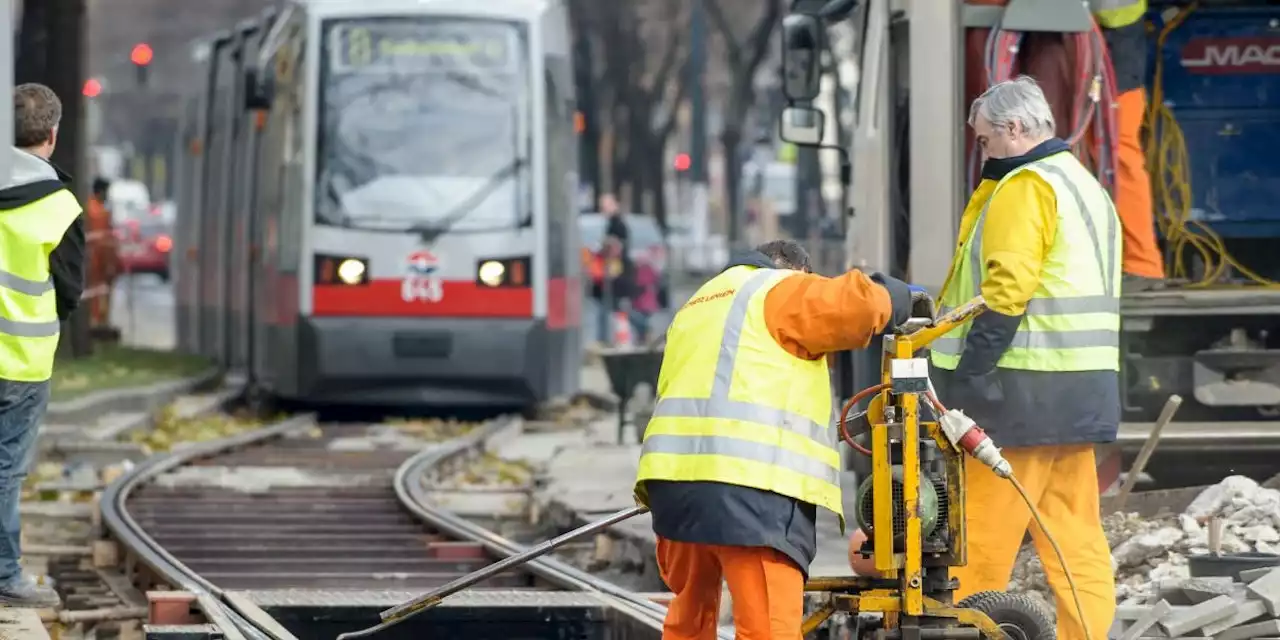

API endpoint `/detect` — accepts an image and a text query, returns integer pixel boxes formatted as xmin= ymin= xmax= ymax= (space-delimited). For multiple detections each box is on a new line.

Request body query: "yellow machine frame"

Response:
xmin=800 ymin=297 xmax=1007 ymax=639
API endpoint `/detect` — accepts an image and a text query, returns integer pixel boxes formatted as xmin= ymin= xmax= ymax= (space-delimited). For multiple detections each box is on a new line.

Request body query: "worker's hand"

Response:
xmin=907 ymin=285 xmax=935 ymax=321
xmin=848 ymin=529 xmax=884 ymax=577
xmin=869 ymin=272 xmax=913 ymax=328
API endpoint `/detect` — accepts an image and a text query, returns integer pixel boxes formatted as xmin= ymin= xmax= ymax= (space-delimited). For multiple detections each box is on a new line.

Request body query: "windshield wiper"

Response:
xmin=410 ymin=158 xmax=526 ymax=243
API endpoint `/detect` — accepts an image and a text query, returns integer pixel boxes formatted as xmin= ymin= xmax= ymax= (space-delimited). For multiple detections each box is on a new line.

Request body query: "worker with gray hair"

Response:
xmin=930 ymin=75 xmax=1120 ymax=639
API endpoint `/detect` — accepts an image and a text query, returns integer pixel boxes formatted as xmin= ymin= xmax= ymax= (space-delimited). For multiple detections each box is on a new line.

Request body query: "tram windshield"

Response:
xmin=315 ymin=18 xmax=529 ymax=232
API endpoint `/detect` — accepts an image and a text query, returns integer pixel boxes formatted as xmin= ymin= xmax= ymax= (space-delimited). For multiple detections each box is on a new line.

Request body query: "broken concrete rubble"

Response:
xmin=1011 ymin=476 xmax=1280 ymax=605
xmin=1004 ymin=476 xmax=1280 ymax=637
xmin=1106 ymin=568 xmax=1280 ymax=638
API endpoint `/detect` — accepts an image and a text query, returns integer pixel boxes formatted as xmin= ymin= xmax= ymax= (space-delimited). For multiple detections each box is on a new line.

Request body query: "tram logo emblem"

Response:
xmin=402 ymin=251 xmax=444 ymax=303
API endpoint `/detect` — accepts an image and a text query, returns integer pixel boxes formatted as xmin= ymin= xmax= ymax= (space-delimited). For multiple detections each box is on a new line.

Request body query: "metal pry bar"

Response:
xmin=336 ymin=505 xmax=650 ymax=639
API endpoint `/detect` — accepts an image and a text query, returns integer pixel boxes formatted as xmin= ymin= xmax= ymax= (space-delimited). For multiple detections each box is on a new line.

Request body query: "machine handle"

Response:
xmin=900 ymin=296 xmax=988 ymax=349
xmin=934 ymin=296 xmax=988 ymax=327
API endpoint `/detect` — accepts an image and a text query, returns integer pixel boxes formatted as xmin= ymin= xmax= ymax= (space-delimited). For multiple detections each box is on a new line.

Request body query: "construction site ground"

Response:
xmin=539 ymin=361 xmax=1280 ymax=636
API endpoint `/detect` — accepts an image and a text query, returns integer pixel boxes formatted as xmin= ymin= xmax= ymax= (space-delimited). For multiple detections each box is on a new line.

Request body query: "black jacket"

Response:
xmin=0 ymin=150 xmax=85 ymax=321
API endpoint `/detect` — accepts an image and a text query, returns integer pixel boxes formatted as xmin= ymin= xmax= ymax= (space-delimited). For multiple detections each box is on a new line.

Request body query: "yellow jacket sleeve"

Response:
xmin=979 ymin=173 xmax=1058 ymax=316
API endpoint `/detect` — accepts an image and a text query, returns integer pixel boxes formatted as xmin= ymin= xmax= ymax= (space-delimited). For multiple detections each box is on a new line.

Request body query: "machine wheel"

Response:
xmin=956 ymin=590 xmax=1002 ymax=611
xmin=958 ymin=591 xmax=1053 ymax=640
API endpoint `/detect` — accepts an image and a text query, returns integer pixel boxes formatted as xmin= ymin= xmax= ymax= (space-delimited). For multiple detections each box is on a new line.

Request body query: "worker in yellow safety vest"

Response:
xmin=929 ymin=77 xmax=1120 ymax=640
xmin=1092 ymin=0 xmax=1165 ymax=290
xmin=0 ymin=83 xmax=85 ymax=608
xmin=634 ymin=239 xmax=919 ymax=640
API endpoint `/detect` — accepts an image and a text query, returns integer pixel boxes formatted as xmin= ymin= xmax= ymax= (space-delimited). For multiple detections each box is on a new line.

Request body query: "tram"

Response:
xmin=173 ymin=0 xmax=582 ymax=408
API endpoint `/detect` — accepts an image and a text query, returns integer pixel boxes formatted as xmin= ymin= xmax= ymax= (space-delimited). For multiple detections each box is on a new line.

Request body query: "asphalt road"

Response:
xmin=109 ymin=274 xmax=176 ymax=350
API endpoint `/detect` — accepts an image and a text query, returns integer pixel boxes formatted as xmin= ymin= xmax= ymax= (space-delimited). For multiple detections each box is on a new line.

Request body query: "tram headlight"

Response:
xmin=337 ymin=258 xmax=366 ymax=285
xmin=478 ymin=260 xmax=506 ymax=287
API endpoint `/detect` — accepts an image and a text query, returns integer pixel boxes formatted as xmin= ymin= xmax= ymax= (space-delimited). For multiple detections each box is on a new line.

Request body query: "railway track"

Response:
xmin=97 ymin=413 xmax=706 ymax=639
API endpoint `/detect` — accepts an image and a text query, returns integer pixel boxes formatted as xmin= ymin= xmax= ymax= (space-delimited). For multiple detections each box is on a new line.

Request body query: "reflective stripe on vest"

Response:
xmin=931 ymin=155 xmax=1120 ymax=371
xmin=0 ymin=188 xmax=81 ymax=380
xmin=636 ymin=268 xmax=844 ymax=521
xmin=1091 ymin=0 xmax=1146 ymax=28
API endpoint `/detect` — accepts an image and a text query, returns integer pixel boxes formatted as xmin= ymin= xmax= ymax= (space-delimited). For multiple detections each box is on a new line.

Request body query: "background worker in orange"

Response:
xmin=1098 ymin=0 xmax=1166 ymax=291
xmin=84 ymin=178 xmax=119 ymax=330
xmin=635 ymin=240 xmax=917 ymax=640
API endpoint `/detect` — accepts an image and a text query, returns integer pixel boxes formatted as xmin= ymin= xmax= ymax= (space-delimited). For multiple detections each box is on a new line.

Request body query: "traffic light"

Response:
xmin=82 ymin=78 xmax=102 ymax=98
xmin=673 ymin=153 xmax=691 ymax=172
xmin=131 ymin=43 xmax=153 ymax=87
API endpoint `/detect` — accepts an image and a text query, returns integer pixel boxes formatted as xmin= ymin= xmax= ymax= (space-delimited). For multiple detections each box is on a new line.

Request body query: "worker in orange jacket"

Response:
xmin=85 ymin=178 xmax=119 ymax=329
xmin=635 ymin=240 xmax=918 ymax=640
xmin=1098 ymin=0 xmax=1165 ymax=292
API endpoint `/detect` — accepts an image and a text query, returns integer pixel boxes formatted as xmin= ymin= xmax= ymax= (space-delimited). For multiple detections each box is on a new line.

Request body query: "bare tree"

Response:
xmin=571 ymin=0 xmax=689 ymax=225
xmin=21 ymin=0 xmax=95 ymax=359
xmin=704 ymin=0 xmax=782 ymax=244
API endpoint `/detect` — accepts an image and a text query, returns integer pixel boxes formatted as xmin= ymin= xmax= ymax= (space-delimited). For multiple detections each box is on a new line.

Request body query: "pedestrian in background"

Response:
xmin=85 ymin=177 xmax=119 ymax=332
xmin=592 ymin=193 xmax=636 ymax=344
xmin=0 ymin=83 xmax=85 ymax=607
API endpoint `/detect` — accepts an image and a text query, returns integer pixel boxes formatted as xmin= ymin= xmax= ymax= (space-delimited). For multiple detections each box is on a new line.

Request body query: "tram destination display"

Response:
xmin=328 ymin=19 xmax=518 ymax=73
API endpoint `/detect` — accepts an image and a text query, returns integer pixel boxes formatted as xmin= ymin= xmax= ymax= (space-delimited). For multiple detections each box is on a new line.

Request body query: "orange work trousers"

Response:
xmin=951 ymin=444 xmax=1116 ymax=640
xmin=1114 ymin=88 xmax=1165 ymax=278
xmin=656 ymin=537 xmax=804 ymax=640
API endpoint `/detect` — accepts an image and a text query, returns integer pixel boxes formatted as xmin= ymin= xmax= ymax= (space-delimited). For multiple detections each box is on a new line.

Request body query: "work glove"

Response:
xmin=869 ymin=272 xmax=912 ymax=327
xmin=907 ymin=285 xmax=935 ymax=321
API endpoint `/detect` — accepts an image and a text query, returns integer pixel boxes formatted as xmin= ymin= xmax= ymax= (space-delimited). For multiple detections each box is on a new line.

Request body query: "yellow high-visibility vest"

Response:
xmin=0 ymin=158 xmax=82 ymax=382
xmin=930 ymin=151 xmax=1121 ymax=373
xmin=634 ymin=265 xmax=844 ymax=525
xmin=1091 ymin=0 xmax=1146 ymax=29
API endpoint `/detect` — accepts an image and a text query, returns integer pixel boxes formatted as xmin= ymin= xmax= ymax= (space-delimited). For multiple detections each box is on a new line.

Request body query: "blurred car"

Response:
xmin=578 ymin=212 xmax=670 ymax=309
xmin=114 ymin=193 xmax=175 ymax=282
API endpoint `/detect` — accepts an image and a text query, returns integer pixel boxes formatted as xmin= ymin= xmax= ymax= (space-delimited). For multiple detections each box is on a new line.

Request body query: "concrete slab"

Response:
xmin=1218 ymin=619 xmax=1280 ymax=640
xmin=0 ymin=608 xmax=50 ymax=639
xmin=1247 ymin=568 xmax=1280 ymax=615
xmin=1200 ymin=599 xmax=1268 ymax=637
xmin=1158 ymin=594 xmax=1238 ymax=638
xmin=1118 ymin=599 xmax=1171 ymax=640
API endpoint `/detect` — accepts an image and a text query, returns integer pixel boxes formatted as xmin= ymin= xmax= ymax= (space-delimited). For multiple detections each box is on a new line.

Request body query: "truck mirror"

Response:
xmin=244 ymin=65 xmax=275 ymax=110
xmin=781 ymin=13 xmax=823 ymax=101
xmin=779 ymin=106 xmax=825 ymax=146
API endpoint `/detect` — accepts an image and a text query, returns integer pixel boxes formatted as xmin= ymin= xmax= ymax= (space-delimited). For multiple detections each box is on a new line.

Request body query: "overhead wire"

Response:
xmin=1144 ymin=1 xmax=1279 ymax=287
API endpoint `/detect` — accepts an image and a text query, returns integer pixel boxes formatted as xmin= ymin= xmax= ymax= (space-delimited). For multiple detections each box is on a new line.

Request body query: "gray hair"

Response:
xmin=968 ymin=76 xmax=1056 ymax=138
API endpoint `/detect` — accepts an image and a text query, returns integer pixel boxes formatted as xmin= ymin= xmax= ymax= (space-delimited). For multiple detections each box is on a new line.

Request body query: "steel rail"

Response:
xmin=99 ymin=411 xmax=697 ymax=639
xmin=389 ymin=423 xmax=735 ymax=640
xmin=99 ymin=412 xmax=320 ymax=640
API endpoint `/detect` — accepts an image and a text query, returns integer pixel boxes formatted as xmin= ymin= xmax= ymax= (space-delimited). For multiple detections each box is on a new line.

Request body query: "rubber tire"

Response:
xmin=957 ymin=591 xmax=1054 ymax=640
xmin=956 ymin=590 xmax=1003 ymax=611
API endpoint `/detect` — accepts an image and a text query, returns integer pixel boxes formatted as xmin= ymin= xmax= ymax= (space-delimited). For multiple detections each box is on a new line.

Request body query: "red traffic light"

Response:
xmin=82 ymin=78 xmax=102 ymax=98
xmin=130 ymin=43 xmax=153 ymax=66
xmin=673 ymin=153 xmax=691 ymax=172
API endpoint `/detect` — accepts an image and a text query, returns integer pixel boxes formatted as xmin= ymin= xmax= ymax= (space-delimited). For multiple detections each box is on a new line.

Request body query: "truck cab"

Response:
xmin=779 ymin=0 xmax=1280 ymax=437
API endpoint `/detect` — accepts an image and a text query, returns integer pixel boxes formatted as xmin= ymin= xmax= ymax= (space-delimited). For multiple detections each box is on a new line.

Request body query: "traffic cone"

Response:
xmin=612 ymin=311 xmax=633 ymax=347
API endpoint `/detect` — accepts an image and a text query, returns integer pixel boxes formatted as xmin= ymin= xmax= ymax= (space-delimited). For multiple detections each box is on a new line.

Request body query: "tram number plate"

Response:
xmin=401 ymin=276 xmax=443 ymax=303
xmin=393 ymin=332 xmax=452 ymax=359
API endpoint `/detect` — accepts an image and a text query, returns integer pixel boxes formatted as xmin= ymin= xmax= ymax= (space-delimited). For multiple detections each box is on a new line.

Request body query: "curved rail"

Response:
xmin=100 ymin=413 xmax=319 ymax=639
xmin=390 ymin=425 xmax=719 ymax=636
xmin=100 ymin=413 xmax=709 ymax=640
